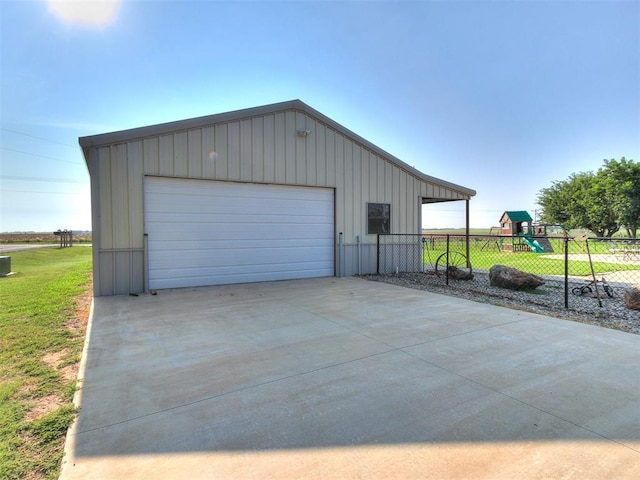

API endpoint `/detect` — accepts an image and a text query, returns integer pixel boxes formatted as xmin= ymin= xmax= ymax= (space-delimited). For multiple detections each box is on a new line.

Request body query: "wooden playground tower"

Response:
xmin=497 ymin=211 xmax=553 ymax=253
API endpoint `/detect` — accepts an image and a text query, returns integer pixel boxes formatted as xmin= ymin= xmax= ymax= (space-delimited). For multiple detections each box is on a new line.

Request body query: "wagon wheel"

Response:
xmin=435 ymin=252 xmax=472 ymax=279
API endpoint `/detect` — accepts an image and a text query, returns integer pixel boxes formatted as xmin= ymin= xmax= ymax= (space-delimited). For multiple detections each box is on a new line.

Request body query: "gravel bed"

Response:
xmin=363 ymin=271 xmax=640 ymax=335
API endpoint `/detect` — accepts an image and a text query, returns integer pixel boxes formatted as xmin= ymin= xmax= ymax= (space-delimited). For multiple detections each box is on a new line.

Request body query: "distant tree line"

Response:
xmin=537 ymin=157 xmax=639 ymax=238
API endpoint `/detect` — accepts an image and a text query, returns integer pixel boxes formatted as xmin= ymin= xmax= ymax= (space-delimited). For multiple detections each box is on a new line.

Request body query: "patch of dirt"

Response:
xmin=59 ymin=278 xmax=93 ymax=385
xmin=41 ymin=349 xmax=77 ymax=383
xmin=59 ymin=364 xmax=77 ymax=382
xmin=26 ymin=350 xmax=70 ymax=422
xmin=41 ymin=349 xmax=68 ymax=370
xmin=19 ymin=380 xmax=38 ymax=396
xmin=24 ymin=394 xmax=64 ymax=422
xmin=26 ymin=281 xmax=93 ymax=424
xmin=65 ymin=277 xmax=93 ymax=336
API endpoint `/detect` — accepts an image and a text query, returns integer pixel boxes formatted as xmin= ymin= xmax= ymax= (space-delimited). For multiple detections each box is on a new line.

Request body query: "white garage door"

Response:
xmin=144 ymin=177 xmax=335 ymax=289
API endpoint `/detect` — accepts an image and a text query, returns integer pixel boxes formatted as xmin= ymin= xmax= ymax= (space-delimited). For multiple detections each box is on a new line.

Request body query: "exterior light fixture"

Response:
xmin=297 ymin=129 xmax=312 ymax=137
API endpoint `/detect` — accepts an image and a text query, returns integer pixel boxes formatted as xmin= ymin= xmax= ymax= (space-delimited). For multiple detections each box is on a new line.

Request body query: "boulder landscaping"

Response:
xmin=489 ymin=264 xmax=546 ymax=291
xmin=623 ymin=285 xmax=640 ymax=311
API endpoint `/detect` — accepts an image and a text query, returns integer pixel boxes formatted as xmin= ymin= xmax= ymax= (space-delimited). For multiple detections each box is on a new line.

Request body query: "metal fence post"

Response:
xmin=337 ymin=232 xmax=343 ymax=277
xmin=585 ymin=238 xmax=603 ymax=308
xmin=356 ymin=235 xmax=361 ymax=276
xmin=144 ymin=233 xmax=149 ymax=293
xmin=445 ymin=234 xmax=450 ymax=286
xmin=564 ymin=236 xmax=569 ymax=308
xmin=376 ymin=234 xmax=380 ymax=274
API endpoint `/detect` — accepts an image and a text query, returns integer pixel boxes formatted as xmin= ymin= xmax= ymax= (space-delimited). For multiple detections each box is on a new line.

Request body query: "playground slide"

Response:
xmin=522 ymin=236 xmax=544 ymax=253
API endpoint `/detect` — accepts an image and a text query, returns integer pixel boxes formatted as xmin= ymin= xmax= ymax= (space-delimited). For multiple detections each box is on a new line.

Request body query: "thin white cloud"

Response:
xmin=20 ymin=118 xmax=123 ymax=134
xmin=46 ymin=0 xmax=120 ymax=29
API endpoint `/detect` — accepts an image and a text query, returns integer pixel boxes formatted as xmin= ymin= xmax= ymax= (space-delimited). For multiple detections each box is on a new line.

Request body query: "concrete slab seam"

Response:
xmin=385 ymin=317 xmax=530 ymax=350
xmin=279 ymin=297 xmax=529 ymax=352
xmin=397 ymin=345 xmax=640 ymax=453
xmin=68 ymin=346 xmax=407 ymax=436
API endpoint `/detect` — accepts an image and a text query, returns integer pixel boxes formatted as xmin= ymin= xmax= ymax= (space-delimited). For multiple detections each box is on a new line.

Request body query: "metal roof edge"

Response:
xmin=79 ymin=99 xmax=476 ymax=198
xmin=289 ymin=102 xmax=476 ymax=198
xmin=78 ymin=100 xmax=302 ymax=149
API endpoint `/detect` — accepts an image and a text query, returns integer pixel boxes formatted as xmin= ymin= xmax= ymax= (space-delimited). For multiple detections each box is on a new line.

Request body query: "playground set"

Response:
xmin=485 ymin=211 xmax=567 ymax=253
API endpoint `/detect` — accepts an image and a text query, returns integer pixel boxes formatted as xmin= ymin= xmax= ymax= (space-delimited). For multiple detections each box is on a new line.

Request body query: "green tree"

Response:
xmin=537 ymin=158 xmax=638 ymax=237
xmin=599 ymin=157 xmax=640 ymax=238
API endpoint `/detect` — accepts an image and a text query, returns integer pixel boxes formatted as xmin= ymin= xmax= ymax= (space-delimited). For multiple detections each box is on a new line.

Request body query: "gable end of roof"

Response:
xmin=79 ymin=100 xmax=476 ymax=198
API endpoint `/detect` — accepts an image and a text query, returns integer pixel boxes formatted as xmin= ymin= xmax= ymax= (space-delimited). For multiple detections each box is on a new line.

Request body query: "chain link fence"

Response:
xmin=376 ymin=233 xmax=640 ymax=319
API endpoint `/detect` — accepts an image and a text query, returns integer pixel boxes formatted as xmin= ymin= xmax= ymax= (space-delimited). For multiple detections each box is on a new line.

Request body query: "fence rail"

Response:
xmin=377 ymin=233 xmax=640 ymax=315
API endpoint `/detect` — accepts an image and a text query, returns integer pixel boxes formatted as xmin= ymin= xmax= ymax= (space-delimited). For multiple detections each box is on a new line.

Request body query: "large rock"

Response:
xmin=623 ymin=285 xmax=640 ymax=311
xmin=489 ymin=265 xmax=545 ymax=290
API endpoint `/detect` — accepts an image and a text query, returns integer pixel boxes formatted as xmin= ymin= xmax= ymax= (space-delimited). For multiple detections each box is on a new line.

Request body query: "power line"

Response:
xmin=0 ymin=127 xmax=77 ymax=148
xmin=1 ymin=175 xmax=86 ymax=184
xmin=1 ymin=147 xmax=83 ymax=165
xmin=2 ymin=189 xmax=84 ymax=195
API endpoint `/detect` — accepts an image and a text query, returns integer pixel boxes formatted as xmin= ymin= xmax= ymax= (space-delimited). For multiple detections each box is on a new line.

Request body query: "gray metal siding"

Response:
xmin=90 ymin=144 xmax=145 ymax=296
xmin=87 ymin=108 xmax=470 ymax=295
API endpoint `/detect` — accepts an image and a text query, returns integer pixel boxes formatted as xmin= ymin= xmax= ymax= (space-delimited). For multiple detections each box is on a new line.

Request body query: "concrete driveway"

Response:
xmin=61 ymin=277 xmax=640 ymax=479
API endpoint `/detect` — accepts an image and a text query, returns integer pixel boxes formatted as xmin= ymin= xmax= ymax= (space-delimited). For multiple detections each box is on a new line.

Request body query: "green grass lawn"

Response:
xmin=0 ymin=247 xmax=92 ymax=480
xmin=421 ymin=236 xmax=640 ymax=277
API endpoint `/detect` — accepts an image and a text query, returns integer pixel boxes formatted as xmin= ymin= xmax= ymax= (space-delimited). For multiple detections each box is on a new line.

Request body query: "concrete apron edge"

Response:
xmin=60 ymin=297 xmax=96 ymax=476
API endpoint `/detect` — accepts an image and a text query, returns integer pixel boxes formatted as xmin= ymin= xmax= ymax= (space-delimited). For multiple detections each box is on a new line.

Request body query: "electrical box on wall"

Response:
xmin=0 ymin=256 xmax=12 ymax=276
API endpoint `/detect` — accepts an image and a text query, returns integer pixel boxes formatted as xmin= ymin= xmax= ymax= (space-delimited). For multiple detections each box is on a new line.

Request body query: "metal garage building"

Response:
xmin=80 ymin=100 xmax=475 ymax=296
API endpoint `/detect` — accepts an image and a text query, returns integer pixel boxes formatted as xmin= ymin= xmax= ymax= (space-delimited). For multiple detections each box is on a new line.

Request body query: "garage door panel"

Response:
xmin=151 ymin=259 xmax=333 ymax=277
xmin=144 ymin=178 xmax=334 ymax=289
xmin=148 ymin=246 xmax=334 ymax=269
xmin=146 ymin=192 xmax=333 ymax=212
xmin=148 ymin=179 xmax=329 ymax=201
xmin=146 ymin=198 xmax=332 ymax=217
xmin=147 ymin=223 xmax=333 ymax=242
xmin=149 ymin=260 xmax=333 ymax=289
xmin=146 ymin=213 xmax=333 ymax=227
xmin=147 ymin=183 xmax=332 ymax=206
xmin=148 ymin=237 xmax=332 ymax=251
xmin=149 ymin=268 xmax=330 ymax=291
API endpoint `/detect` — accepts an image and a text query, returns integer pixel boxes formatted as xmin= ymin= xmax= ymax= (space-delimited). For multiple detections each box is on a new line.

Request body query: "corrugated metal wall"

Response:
xmin=87 ymin=109 xmax=470 ymax=296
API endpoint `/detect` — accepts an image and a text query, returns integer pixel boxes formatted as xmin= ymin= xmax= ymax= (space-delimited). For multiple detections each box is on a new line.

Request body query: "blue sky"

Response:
xmin=1 ymin=0 xmax=638 ymax=232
